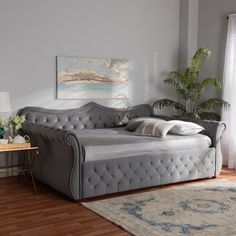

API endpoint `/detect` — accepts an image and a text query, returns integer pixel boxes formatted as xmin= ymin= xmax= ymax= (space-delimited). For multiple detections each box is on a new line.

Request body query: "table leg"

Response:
xmin=27 ymin=150 xmax=38 ymax=194
xmin=18 ymin=152 xmax=24 ymax=181
xmin=11 ymin=152 xmax=13 ymax=176
xmin=6 ymin=153 xmax=9 ymax=177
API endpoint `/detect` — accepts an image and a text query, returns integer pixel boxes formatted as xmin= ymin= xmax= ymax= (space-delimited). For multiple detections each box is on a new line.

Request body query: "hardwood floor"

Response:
xmin=0 ymin=168 xmax=235 ymax=236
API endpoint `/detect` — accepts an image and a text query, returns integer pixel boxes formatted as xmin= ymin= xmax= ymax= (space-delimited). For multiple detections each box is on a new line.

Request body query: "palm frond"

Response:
xmin=166 ymin=71 xmax=183 ymax=80
xmin=153 ymin=99 xmax=185 ymax=112
xmin=198 ymin=98 xmax=230 ymax=111
xmin=199 ymin=112 xmax=221 ymax=121
xmin=164 ymin=72 xmax=189 ymax=100
xmin=164 ymin=83 xmax=188 ymax=100
xmin=182 ymin=111 xmax=201 ymax=119
xmin=200 ymin=78 xmax=222 ymax=90
xmin=184 ymin=78 xmax=222 ymax=102
xmin=164 ymin=72 xmax=184 ymax=86
xmin=187 ymin=48 xmax=211 ymax=73
xmin=164 ymin=77 xmax=184 ymax=90
xmin=184 ymin=70 xmax=198 ymax=84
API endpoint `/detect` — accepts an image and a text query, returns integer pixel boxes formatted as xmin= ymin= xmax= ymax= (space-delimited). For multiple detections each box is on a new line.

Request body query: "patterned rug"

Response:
xmin=82 ymin=180 xmax=236 ymax=236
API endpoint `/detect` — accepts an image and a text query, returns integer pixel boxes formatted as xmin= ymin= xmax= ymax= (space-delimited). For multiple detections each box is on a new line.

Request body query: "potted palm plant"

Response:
xmin=153 ymin=48 xmax=230 ymax=120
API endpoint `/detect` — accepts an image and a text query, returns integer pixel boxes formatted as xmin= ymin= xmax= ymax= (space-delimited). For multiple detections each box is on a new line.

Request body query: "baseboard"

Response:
xmin=0 ymin=167 xmax=20 ymax=177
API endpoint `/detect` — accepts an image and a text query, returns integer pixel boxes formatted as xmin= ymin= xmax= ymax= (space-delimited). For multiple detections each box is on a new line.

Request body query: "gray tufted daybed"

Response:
xmin=19 ymin=102 xmax=225 ymax=201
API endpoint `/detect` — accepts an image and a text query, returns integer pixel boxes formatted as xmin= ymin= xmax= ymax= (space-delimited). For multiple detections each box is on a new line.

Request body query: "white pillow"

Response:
xmin=169 ymin=120 xmax=204 ymax=135
xmin=134 ymin=120 xmax=175 ymax=137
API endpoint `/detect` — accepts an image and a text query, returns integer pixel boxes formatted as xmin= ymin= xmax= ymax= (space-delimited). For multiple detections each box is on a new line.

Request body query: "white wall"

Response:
xmin=198 ymin=0 xmax=236 ymax=99
xmin=0 ymin=0 xmax=180 ymax=168
xmin=179 ymin=0 xmax=198 ymax=71
xmin=198 ymin=0 xmax=236 ymax=165
xmin=0 ymin=0 xmax=180 ymax=113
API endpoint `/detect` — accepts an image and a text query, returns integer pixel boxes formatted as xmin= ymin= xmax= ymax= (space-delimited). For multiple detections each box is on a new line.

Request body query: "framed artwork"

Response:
xmin=56 ymin=56 xmax=129 ymax=99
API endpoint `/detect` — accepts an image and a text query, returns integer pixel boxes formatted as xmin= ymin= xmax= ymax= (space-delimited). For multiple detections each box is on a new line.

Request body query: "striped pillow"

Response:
xmin=125 ymin=117 xmax=165 ymax=131
xmin=134 ymin=120 xmax=175 ymax=137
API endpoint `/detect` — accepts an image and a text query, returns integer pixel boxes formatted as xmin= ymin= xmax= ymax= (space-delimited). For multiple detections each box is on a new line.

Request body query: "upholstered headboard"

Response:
xmin=19 ymin=102 xmax=153 ymax=130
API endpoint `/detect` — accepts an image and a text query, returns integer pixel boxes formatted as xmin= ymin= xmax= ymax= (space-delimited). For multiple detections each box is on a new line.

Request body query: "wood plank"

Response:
xmin=0 ymin=147 xmax=38 ymax=153
xmin=0 ymin=167 xmax=235 ymax=236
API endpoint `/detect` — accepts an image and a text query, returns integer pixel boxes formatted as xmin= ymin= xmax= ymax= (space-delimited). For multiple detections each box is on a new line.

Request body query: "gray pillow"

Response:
xmin=169 ymin=120 xmax=204 ymax=135
xmin=134 ymin=119 xmax=175 ymax=137
xmin=126 ymin=117 xmax=164 ymax=131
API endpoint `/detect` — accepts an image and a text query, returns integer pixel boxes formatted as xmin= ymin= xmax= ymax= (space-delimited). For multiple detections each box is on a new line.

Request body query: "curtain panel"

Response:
xmin=222 ymin=14 xmax=236 ymax=169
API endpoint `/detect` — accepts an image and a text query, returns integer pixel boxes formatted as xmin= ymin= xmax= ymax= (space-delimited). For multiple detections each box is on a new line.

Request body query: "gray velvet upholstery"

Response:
xmin=82 ymin=148 xmax=215 ymax=198
xmin=153 ymin=115 xmax=226 ymax=176
xmin=19 ymin=102 xmax=225 ymax=201
xmin=20 ymin=102 xmax=153 ymax=130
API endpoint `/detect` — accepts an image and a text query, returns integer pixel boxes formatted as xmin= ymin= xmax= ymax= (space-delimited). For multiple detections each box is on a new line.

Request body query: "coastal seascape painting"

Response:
xmin=56 ymin=56 xmax=129 ymax=99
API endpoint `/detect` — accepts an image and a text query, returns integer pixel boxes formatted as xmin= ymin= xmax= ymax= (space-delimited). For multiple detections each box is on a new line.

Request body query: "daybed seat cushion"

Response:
xmin=75 ymin=128 xmax=212 ymax=162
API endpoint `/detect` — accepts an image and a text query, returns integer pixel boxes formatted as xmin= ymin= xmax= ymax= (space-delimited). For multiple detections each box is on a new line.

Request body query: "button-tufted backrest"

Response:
xmin=19 ymin=102 xmax=153 ymax=130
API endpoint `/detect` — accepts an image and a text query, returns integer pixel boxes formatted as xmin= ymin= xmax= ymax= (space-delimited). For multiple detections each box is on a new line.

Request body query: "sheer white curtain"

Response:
xmin=222 ymin=14 xmax=236 ymax=169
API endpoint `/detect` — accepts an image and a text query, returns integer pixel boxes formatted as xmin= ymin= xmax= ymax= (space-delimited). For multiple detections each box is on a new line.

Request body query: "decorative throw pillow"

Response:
xmin=126 ymin=117 xmax=165 ymax=131
xmin=134 ymin=119 xmax=175 ymax=137
xmin=168 ymin=120 xmax=204 ymax=135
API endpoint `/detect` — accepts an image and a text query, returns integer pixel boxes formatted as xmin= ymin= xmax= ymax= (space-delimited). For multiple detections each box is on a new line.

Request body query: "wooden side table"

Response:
xmin=0 ymin=146 xmax=39 ymax=193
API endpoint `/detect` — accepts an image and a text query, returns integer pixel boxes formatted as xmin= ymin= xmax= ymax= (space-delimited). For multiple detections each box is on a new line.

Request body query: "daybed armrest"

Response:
xmin=22 ymin=122 xmax=82 ymax=201
xmin=188 ymin=119 xmax=225 ymax=176
xmin=23 ymin=122 xmax=77 ymax=143
xmin=153 ymin=115 xmax=226 ymax=176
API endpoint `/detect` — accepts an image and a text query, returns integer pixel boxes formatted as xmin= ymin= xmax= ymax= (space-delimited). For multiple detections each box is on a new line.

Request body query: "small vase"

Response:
xmin=0 ymin=127 xmax=5 ymax=139
xmin=10 ymin=127 xmax=18 ymax=138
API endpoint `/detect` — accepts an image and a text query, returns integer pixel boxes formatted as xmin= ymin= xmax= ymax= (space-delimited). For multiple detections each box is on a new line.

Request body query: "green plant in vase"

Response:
xmin=9 ymin=115 xmax=26 ymax=137
xmin=153 ymin=48 xmax=230 ymax=120
xmin=0 ymin=116 xmax=9 ymax=139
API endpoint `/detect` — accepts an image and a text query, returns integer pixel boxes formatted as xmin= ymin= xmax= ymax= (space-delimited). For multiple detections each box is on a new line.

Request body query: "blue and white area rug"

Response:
xmin=82 ymin=180 xmax=236 ymax=236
